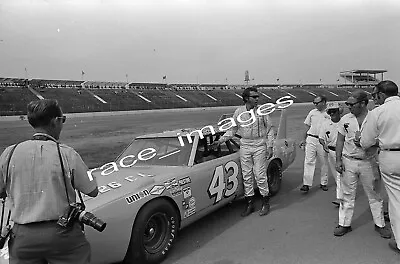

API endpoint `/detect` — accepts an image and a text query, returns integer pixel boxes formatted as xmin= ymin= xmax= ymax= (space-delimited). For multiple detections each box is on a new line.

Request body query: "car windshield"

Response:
xmin=116 ymin=137 xmax=193 ymax=166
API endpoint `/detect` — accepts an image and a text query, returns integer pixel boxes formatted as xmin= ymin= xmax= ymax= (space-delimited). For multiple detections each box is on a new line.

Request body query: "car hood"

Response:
xmin=83 ymin=166 xmax=184 ymax=204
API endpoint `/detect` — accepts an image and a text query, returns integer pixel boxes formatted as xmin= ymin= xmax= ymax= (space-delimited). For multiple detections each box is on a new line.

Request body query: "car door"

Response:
xmin=188 ymin=133 xmax=242 ymax=216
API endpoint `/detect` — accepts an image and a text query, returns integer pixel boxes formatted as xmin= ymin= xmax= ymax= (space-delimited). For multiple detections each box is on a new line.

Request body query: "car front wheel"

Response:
xmin=267 ymin=160 xmax=282 ymax=196
xmin=124 ymin=199 xmax=179 ymax=264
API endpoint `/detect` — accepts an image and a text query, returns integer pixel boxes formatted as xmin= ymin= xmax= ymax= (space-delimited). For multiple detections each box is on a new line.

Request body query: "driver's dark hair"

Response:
xmin=242 ymin=86 xmax=258 ymax=103
xmin=376 ymin=80 xmax=398 ymax=97
xmin=27 ymin=99 xmax=62 ymax=128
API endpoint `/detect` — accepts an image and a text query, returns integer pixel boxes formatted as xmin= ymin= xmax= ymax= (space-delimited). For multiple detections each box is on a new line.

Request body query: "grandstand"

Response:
xmin=0 ymin=72 xmax=382 ymax=116
xmin=339 ymin=69 xmax=386 ymax=88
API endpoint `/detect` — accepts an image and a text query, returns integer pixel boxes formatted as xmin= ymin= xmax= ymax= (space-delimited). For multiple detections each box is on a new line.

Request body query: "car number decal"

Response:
xmin=207 ymin=160 xmax=239 ymax=204
xmin=98 ymin=181 xmax=122 ymax=193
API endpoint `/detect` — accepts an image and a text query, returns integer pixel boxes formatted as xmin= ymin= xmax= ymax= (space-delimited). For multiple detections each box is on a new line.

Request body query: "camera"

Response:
xmin=57 ymin=203 xmax=106 ymax=232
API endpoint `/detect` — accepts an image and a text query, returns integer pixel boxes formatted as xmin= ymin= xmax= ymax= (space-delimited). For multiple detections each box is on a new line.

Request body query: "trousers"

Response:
xmin=240 ymin=138 xmax=269 ymax=197
xmin=8 ymin=221 xmax=91 ymax=264
xmin=303 ymin=136 xmax=328 ymax=186
xmin=339 ymin=156 xmax=384 ymax=227
xmin=327 ymin=149 xmax=343 ymax=200
xmin=379 ymin=151 xmax=400 ymax=250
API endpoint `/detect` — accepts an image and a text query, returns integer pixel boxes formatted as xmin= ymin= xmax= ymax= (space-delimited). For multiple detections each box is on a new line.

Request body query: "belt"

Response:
xmin=328 ymin=146 xmax=336 ymax=151
xmin=15 ymin=220 xmax=58 ymax=226
xmin=382 ymin=149 xmax=400 ymax=151
xmin=343 ymin=154 xmax=365 ymax=160
xmin=307 ymin=134 xmax=319 ymax=139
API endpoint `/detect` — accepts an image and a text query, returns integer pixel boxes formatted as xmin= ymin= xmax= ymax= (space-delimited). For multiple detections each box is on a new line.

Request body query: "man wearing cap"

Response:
xmin=299 ymin=95 xmax=330 ymax=193
xmin=334 ymin=90 xmax=391 ymax=238
xmin=318 ymin=101 xmax=343 ymax=207
xmin=359 ymin=80 xmax=400 ymax=253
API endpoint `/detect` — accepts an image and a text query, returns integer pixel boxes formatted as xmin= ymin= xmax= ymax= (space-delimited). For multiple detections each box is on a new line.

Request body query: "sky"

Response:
xmin=0 ymin=0 xmax=399 ymax=85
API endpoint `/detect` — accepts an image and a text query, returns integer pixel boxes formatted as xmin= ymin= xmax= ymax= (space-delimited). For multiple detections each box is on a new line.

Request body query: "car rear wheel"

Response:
xmin=124 ymin=199 xmax=179 ymax=264
xmin=267 ymin=160 xmax=282 ymax=196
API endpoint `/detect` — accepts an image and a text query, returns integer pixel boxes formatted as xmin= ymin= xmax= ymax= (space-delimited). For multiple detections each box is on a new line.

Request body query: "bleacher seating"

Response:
xmin=0 ymin=87 xmax=37 ymax=115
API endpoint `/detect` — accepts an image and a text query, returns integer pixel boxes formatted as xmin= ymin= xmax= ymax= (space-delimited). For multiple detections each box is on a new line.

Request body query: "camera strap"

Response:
xmin=55 ymin=142 xmax=85 ymax=207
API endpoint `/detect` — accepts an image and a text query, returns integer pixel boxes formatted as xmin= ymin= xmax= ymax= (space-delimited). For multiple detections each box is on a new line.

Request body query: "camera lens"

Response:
xmin=79 ymin=211 xmax=107 ymax=232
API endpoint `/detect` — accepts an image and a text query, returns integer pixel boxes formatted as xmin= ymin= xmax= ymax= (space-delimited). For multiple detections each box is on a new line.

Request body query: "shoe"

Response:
xmin=332 ymin=199 xmax=341 ymax=207
xmin=384 ymin=211 xmax=390 ymax=222
xmin=241 ymin=196 xmax=255 ymax=217
xmin=259 ymin=196 xmax=270 ymax=216
xmin=389 ymin=239 xmax=400 ymax=254
xmin=300 ymin=185 xmax=310 ymax=193
xmin=320 ymin=184 xmax=328 ymax=191
xmin=334 ymin=225 xmax=352 ymax=236
xmin=375 ymin=225 xmax=392 ymax=239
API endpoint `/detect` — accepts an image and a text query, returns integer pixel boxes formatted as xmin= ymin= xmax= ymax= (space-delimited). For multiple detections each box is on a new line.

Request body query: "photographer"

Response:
xmin=0 ymin=99 xmax=98 ymax=263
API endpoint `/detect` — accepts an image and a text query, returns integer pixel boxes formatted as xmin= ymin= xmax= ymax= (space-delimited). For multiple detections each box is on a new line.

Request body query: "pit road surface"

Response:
xmin=1 ymin=104 xmax=399 ymax=264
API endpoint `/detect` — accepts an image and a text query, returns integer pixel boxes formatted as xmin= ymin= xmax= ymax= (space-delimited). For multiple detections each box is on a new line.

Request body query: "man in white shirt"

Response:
xmin=334 ymin=90 xmax=390 ymax=238
xmin=299 ymin=95 xmax=330 ymax=193
xmin=318 ymin=101 xmax=343 ymax=207
xmin=359 ymin=80 xmax=400 ymax=253
xmin=213 ymin=87 xmax=275 ymax=217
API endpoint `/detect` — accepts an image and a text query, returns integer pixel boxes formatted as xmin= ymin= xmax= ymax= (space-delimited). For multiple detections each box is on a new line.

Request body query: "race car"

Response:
xmin=0 ymin=109 xmax=296 ymax=264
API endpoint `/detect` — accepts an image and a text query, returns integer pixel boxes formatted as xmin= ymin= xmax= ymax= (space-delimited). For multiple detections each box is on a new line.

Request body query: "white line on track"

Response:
xmin=137 ymin=94 xmax=151 ymax=103
xmin=235 ymin=93 xmax=242 ymax=99
xmin=260 ymin=92 xmax=271 ymax=99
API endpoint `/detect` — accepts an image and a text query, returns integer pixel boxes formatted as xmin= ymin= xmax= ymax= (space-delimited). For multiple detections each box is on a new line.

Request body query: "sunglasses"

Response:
xmin=371 ymin=92 xmax=380 ymax=98
xmin=313 ymin=101 xmax=323 ymax=105
xmin=249 ymin=95 xmax=259 ymax=99
xmin=345 ymin=101 xmax=362 ymax=107
xmin=327 ymin=109 xmax=339 ymax=115
xmin=56 ymin=116 xmax=66 ymax=123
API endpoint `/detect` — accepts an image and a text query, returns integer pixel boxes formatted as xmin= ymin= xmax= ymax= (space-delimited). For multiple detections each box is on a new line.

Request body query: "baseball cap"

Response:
xmin=326 ymin=101 xmax=340 ymax=110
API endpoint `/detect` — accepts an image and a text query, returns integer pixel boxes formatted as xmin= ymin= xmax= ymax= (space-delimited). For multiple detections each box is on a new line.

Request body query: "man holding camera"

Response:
xmin=0 ymin=99 xmax=98 ymax=263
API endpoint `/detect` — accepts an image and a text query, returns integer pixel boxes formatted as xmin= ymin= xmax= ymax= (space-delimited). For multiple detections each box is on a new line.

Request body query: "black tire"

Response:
xmin=124 ymin=199 xmax=179 ymax=264
xmin=267 ymin=160 xmax=282 ymax=196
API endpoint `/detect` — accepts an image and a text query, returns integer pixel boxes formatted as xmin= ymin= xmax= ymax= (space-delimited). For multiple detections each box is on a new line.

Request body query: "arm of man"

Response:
xmin=72 ymin=151 xmax=98 ymax=197
xmin=215 ymin=109 xmax=240 ymax=146
xmin=318 ymin=122 xmax=329 ymax=153
xmin=0 ymin=146 xmax=13 ymax=199
xmin=360 ymin=109 xmax=379 ymax=149
xmin=335 ymin=132 xmax=345 ymax=174
xmin=300 ymin=111 xmax=312 ymax=148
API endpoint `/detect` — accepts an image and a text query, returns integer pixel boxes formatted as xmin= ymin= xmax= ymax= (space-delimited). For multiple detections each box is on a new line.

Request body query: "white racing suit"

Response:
xmin=240 ymin=138 xmax=269 ymax=197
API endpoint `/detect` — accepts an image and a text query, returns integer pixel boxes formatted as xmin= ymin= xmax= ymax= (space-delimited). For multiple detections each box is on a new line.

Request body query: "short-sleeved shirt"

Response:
xmin=0 ymin=133 xmax=98 ymax=224
xmin=337 ymin=112 xmax=377 ymax=159
xmin=304 ymin=109 xmax=330 ymax=136
xmin=361 ymin=96 xmax=400 ymax=150
xmin=319 ymin=119 xmax=339 ymax=147
xmin=221 ymin=105 xmax=275 ymax=148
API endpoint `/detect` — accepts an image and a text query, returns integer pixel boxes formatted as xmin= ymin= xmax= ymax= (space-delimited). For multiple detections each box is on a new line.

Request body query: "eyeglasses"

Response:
xmin=313 ymin=101 xmax=322 ymax=105
xmin=345 ymin=101 xmax=362 ymax=107
xmin=249 ymin=95 xmax=259 ymax=99
xmin=56 ymin=116 xmax=66 ymax=123
xmin=327 ymin=109 xmax=339 ymax=115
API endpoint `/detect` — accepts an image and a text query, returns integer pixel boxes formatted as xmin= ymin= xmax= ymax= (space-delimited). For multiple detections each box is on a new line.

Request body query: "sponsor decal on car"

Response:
xmin=178 ymin=176 xmax=191 ymax=186
xmin=125 ymin=189 xmax=150 ymax=204
xmin=150 ymin=185 xmax=166 ymax=195
xmin=189 ymin=197 xmax=196 ymax=208
xmin=183 ymin=207 xmax=196 ymax=218
xmin=170 ymin=186 xmax=182 ymax=197
xmin=182 ymin=186 xmax=192 ymax=199
xmin=164 ymin=178 xmax=178 ymax=190
xmin=0 ymin=247 xmax=9 ymax=259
